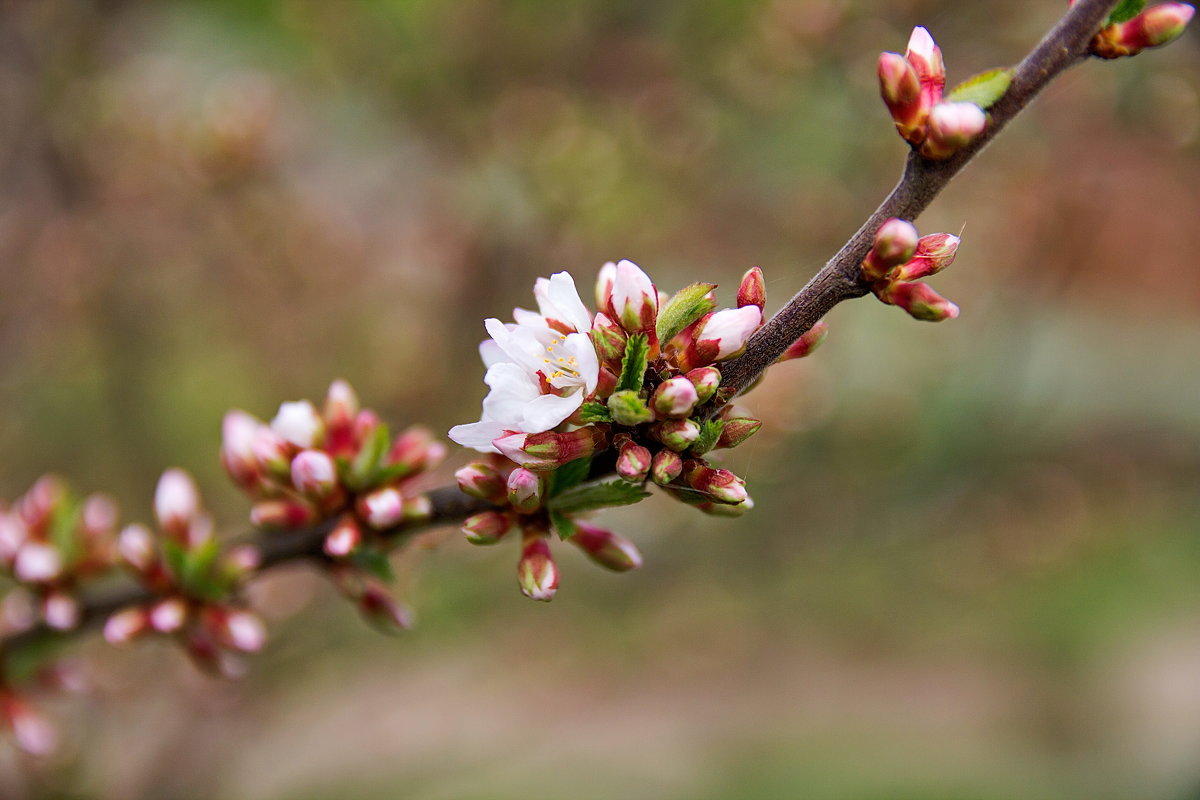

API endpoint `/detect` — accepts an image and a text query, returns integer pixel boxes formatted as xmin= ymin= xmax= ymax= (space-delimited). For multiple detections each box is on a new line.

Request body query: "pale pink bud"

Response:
xmin=905 ymin=26 xmax=945 ymax=107
xmin=517 ymin=535 xmax=559 ymax=602
xmin=455 ymin=462 xmax=508 ymax=504
xmin=323 ymin=379 xmax=360 ymax=433
xmin=650 ymin=376 xmax=700 ymax=419
xmin=403 ymin=493 xmax=433 ymax=524
xmin=14 ymin=542 xmax=62 ymax=583
xmin=655 ymin=419 xmax=701 ymax=452
xmin=290 ymin=449 xmax=338 ymax=498
xmin=221 ymin=410 xmax=263 ymax=488
xmin=1106 ymin=3 xmax=1195 ymax=55
xmin=359 ymin=581 xmax=414 ymax=632
xmin=271 ymin=400 xmax=324 ymax=449
xmin=250 ymin=424 xmax=291 ymax=478
xmin=0 ymin=514 xmax=27 ymax=562
xmin=4 ymin=696 xmax=57 ymax=756
xmin=685 ymin=462 xmax=748 ymax=504
xmin=105 ymin=606 xmax=150 ymax=645
xmin=897 ymin=233 xmax=960 ymax=281
xmin=357 ymin=486 xmax=405 ymax=529
xmin=878 ymin=51 xmax=925 ymax=140
xmin=41 ymin=591 xmax=80 ymax=631
xmin=18 ymin=475 xmax=65 ymax=529
xmin=148 ymin=597 xmax=189 ymax=633
xmin=80 ymin=494 xmax=118 ymax=539
xmin=616 ymin=440 xmax=652 ymax=482
xmin=737 ymin=266 xmax=766 ymax=310
xmin=388 ymin=427 xmax=446 ymax=475
xmin=250 ymin=498 xmax=317 ymax=529
xmin=494 ymin=427 xmax=608 ymax=471
xmin=506 ymin=468 xmax=545 ymax=514
xmin=207 ymin=607 xmax=267 ymax=653
xmin=595 ymin=261 xmax=617 ymax=312
xmin=462 ymin=510 xmax=513 ymax=545
xmin=324 ymin=515 xmax=363 ymax=557
xmin=570 ymin=523 xmax=643 ymax=572
xmin=696 ymin=496 xmax=755 ymax=517
xmin=650 ymin=449 xmax=684 ymax=485
xmin=921 ymin=102 xmax=987 ymax=160
xmin=685 ymin=367 xmax=722 ymax=404
xmin=882 ymin=281 xmax=960 ymax=321
xmin=222 ymin=544 xmax=261 ymax=579
xmin=697 ymin=306 xmax=761 ymax=360
xmin=609 ymin=259 xmax=658 ymax=333
xmin=864 ymin=218 xmax=920 ymax=281
xmin=154 ymin=468 xmax=200 ymax=539
xmin=118 ymin=523 xmax=157 ymax=573
xmin=778 ymin=320 xmax=830 ymax=362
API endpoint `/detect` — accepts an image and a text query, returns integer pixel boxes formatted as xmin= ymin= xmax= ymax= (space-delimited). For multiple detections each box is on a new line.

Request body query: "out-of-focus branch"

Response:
xmin=712 ymin=0 xmax=1122 ymax=402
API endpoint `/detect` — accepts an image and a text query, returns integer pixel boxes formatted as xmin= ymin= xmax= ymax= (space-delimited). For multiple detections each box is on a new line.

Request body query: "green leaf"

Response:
xmin=352 ymin=547 xmax=395 ymax=582
xmin=656 ymin=283 xmax=716 ymax=344
xmin=348 ymin=423 xmax=391 ymax=490
xmin=690 ymin=420 xmax=725 ymax=456
xmin=161 ymin=539 xmax=188 ymax=583
xmin=547 ymin=479 xmax=650 ymax=515
xmin=607 ymin=390 xmax=654 ymax=426
xmin=946 ymin=68 xmax=1013 ymax=110
xmin=182 ymin=537 xmax=223 ymax=600
xmin=49 ymin=497 xmax=81 ymax=569
xmin=578 ymin=401 xmax=612 ymax=423
xmin=549 ymin=510 xmax=579 ymax=541
xmin=617 ymin=333 xmax=650 ymax=393
xmin=549 ymin=457 xmax=592 ymax=497
xmin=1107 ymin=0 xmax=1146 ymax=24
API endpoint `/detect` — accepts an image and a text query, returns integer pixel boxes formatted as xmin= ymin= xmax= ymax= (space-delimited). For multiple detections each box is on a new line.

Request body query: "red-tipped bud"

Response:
xmin=684 ymin=462 xmax=749 ymax=504
xmin=250 ymin=498 xmax=317 ymax=529
xmin=463 ymin=510 xmax=513 ymax=545
xmin=203 ymin=606 xmax=267 ymax=653
xmin=154 ymin=468 xmax=200 ymax=540
xmin=388 ymin=426 xmax=446 ymax=476
xmin=357 ymin=486 xmax=406 ymax=529
xmin=716 ymin=415 xmax=762 ymax=449
xmin=222 ymin=544 xmax=261 ymax=581
xmin=778 ymin=320 xmax=829 ymax=362
xmin=359 ymin=580 xmax=414 ymax=633
xmin=697 ymin=306 xmax=761 ymax=361
xmin=654 ymin=419 xmax=701 ymax=452
xmin=921 ymin=102 xmax=987 ymax=160
xmin=685 ymin=367 xmax=722 ymax=404
xmin=608 ymin=259 xmax=658 ymax=333
xmin=221 ymin=410 xmax=264 ymax=489
xmin=118 ymin=523 xmax=158 ymax=574
xmin=737 ymin=266 xmax=766 ymax=310
xmin=80 ymin=494 xmax=118 ymax=541
xmin=878 ymin=51 xmax=925 ymax=141
xmin=897 ymin=233 xmax=961 ymax=281
xmin=13 ymin=542 xmax=62 ymax=584
xmin=2 ymin=694 xmax=58 ymax=756
xmin=41 ymin=591 xmax=80 ymax=631
xmin=517 ymin=534 xmax=559 ymax=601
xmin=290 ymin=449 xmax=338 ymax=498
xmin=148 ymin=597 xmax=189 ymax=633
xmin=506 ymin=468 xmax=545 ymax=514
xmin=455 ymin=462 xmax=508 ymax=504
xmin=323 ymin=379 xmax=360 ymax=451
xmin=650 ymin=449 xmax=684 ymax=485
xmin=651 ymin=376 xmax=700 ymax=419
xmin=570 ymin=523 xmax=643 ymax=572
xmin=494 ymin=426 xmax=608 ymax=471
xmin=905 ymin=26 xmax=945 ymax=107
xmin=595 ymin=261 xmax=617 ymax=312
xmin=324 ymin=515 xmax=363 ymax=557
xmin=591 ymin=312 xmax=627 ymax=364
xmin=270 ymin=400 xmax=325 ymax=449
xmin=17 ymin=475 xmax=65 ymax=529
xmin=104 ymin=606 xmax=149 ymax=645
xmin=880 ymin=281 xmax=960 ymax=322
xmin=864 ymin=218 xmax=920 ymax=281
xmin=1095 ymin=3 xmax=1195 ymax=57
xmin=616 ymin=440 xmax=652 ymax=482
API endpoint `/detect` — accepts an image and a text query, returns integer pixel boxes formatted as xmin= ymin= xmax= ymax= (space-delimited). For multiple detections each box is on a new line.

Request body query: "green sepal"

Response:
xmin=181 ymin=537 xmax=223 ymax=600
xmin=161 ymin=538 xmax=188 ymax=583
xmin=1107 ymin=0 xmax=1146 ymax=24
xmin=617 ymin=333 xmax=650 ymax=393
xmin=347 ymin=423 xmax=391 ymax=491
xmin=351 ymin=546 xmax=394 ymax=582
xmin=656 ymin=283 xmax=716 ymax=344
xmin=607 ymin=390 xmax=654 ymax=426
xmin=546 ymin=479 xmax=650 ymax=515
xmin=49 ymin=497 xmax=82 ymax=570
xmin=578 ymin=401 xmax=613 ymax=423
xmin=549 ymin=457 xmax=592 ymax=497
xmin=690 ymin=420 xmax=725 ymax=456
xmin=946 ymin=68 xmax=1014 ymax=110
xmin=549 ymin=510 xmax=579 ymax=541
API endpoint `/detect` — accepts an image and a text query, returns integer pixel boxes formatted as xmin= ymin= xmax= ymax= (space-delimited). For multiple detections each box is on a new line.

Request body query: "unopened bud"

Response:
xmin=290 ymin=449 xmax=338 ymax=498
xmin=402 ymin=493 xmax=433 ymax=524
xmin=155 ymin=468 xmax=200 ymax=538
xmin=696 ymin=496 xmax=755 ymax=517
xmin=778 ymin=320 xmax=829 ymax=362
xmin=323 ymin=379 xmax=360 ymax=443
xmin=14 ymin=542 xmax=62 ymax=584
xmin=591 ymin=312 xmax=627 ymax=364
xmin=324 ymin=515 xmax=363 ymax=557
xmin=684 ymin=462 xmax=748 ymax=504
xmin=716 ymin=415 xmax=762 ymax=449
xmin=455 ymin=462 xmax=508 ymax=503
xmin=655 ymin=419 xmax=701 ymax=452
xmin=221 ymin=410 xmax=263 ymax=489
xmin=271 ymin=400 xmax=325 ymax=449
xmin=606 ymin=390 xmax=654 ymax=426
xmin=118 ymin=523 xmax=158 ymax=573
xmin=388 ymin=427 xmax=446 ymax=477
xmin=921 ymin=102 xmax=987 ymax=160
xmin=1096 ymin=3 xmax=1195 ymax=57
xmin=595 ymin=261 xmax=617 ymax=311
xmin=204 ymin=606 xmax=267 ymax=653
xmin=616 ymin=440 xmax=652 ymax=482
xmin=737 ymin=266 xmax=766 ymax=310
xmin=104 ymin=606 xmax=149 ymax=645
xmin=148 ymin=596 xmax=188 ymax=633
xmin=463 ymin=510 xmax=513 ymax=545
xmin=608 ymin=259 xmax=658 ymax=333
xmin=880 ymin=280 xmax=960 ymax=321
xmin=250 ymin=425 xmax=291 ymax=480
xmin=41 ymin=591 xmax=80 ymax=631
xmin=651 ymin=376 xmax=700 ymax=419
xmin=905 ymin=26 xmax=945 ymax=105
xmin=494 ymin=426 xmax=608 ymax=471
xmin=517 ymin=534 xmax=559 ymax=602
xmin=650 ymin=449 xmax=684 ymax=485
xmin=570 ymin=523 xmax=642 ymax=572
xmin=897 ymin=233 xmax=960 ymax=281
xmin=80 ymin=494 xmax=118 ymax=540
xmin=357 ymin=486 xmax=406 ymax=529
xmin=250 ymin=498 xmax=317 ymax=529
xmin=359 ymin=580 xmax=414 ymax=633
xmin=506 ymin=468 xmax=546 ymax=514
xmin=878 ymin=51 xmax=925 ymax=140
xmin=222 ymin=544 xmax=261 ymax=580
xmin=697 ymin=306 xmax=761 ymax=360
xmin=864 ymin=218 xmax=919 ymax=281
xmin=4 ymin=696 xmax=58 ymax=756
xmin=685 ymin=367 xmax=722 ymax=404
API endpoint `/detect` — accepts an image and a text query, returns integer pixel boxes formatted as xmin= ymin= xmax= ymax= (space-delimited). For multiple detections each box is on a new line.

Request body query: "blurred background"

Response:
xmin=1 ymin=0 xmax=1199 ymax=797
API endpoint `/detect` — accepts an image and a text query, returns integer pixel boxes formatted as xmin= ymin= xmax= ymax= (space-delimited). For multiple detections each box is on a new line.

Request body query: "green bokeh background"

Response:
xmin=1 ymin=1 xmax=1199 ymax=797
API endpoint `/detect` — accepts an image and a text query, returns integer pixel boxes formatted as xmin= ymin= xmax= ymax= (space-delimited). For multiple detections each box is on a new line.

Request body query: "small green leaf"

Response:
xmin=352 ymin=547 xmax=395 ymax=582
xmin=547 ymin=480 xmax=650 ymax=515
xmin=607 ymin=390 xmax=654 ymax=426
xmin=1107 ymin=0 xmax=1146 ymax=24
xmin=656 ymin=283 xmax=717 ymax=344
xmin=549 ymin=457 xmax=592 ymax=497
xmin=161 ymin=539 xmax=188 ymax=583
xmin=549 ymin=510 xmax=579 ymax=541
xmin=946 ymin=67 xmax=1014 ymax=109
xmin=348 ymin=423 xmax=391 ymax=490
xmin=690 ymin=420 xmax=725 ymax=456
xmin=181 ymin=538 xmax=222 ymax=598
xmin=578 ymin=401 xmax=612 ymax=423
xmin=617 ymin=333 xmax=650 ymax=393
xmin=49 ymin=497 xmax=81 ymax=569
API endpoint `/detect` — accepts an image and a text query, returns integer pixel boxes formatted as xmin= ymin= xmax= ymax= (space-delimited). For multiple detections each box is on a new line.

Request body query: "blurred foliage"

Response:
xmin=0 ymin=0 xmax=1198 ymax=797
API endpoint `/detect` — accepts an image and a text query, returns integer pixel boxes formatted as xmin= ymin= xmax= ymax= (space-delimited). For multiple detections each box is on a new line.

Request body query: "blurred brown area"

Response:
xmin=0 ymin=0 xmax=1198 ymax=797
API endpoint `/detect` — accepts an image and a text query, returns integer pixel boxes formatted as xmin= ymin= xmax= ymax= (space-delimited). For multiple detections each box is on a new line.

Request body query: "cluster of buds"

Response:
xmin=878 ymin=27 xmax=993 ymax=160
xmin=1080 ymin=1 xmax=1194 ymax=58
xmin=0 ymin=476 xmax=118 ymax=635
xmin=862 ymin=218 xmax=961 ymax=322
xmin=104 ymin=469 xmax=266 ymax=678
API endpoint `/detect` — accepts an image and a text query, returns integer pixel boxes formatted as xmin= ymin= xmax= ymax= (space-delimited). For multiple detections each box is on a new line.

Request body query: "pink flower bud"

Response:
xmin=249 ymin=498 xmax=317 ymax=529
xmin=1097 ymin=3 xmax=1195 ymax=56
xmin=881 ymin=281 xmax=960 ymax=322
xmin=517 ymin=534 xmax=559 ymax=602
xmin=650 ymin=376 xmax=700 ymax=419
xmin=878 ymin=51 xmax=925 ymax=141
xmin=650 ymin=449 xmax=684 ymax=486
xmin=716 ymin=415 xmax=762 ymax=449
xmin=18 ymin=475 xmax=65 ymax=529
xmin=359 ymin=581 xmax=414 ymax=632
xmin=356 ymin=486 xmax=406 ymax=530
xmin=921 ymin=102 xmax=987 ymax=160
xmin=616 ymin=440 xmax=652 ymax=483
xmin=507 ymin=468 xmax=546 ymax=514
xmin=14 ymin=542 xmax=62 ymax=584
xmin=494 ymin=426 xmax=608 ymax=471
xmin=608 ymin=259 xmax=658 ymax=333
xmin=3 ymin=695 xmax=58 ymax=756
xmin=104 ymin=606 xmax=149 ymax=645
xmin=897 ymin=233 xmax=960 ymax=281
xmin=388 ymin=427 xmax=446 ymax=476
xmin=80 ymin=494 xmax=118 ymax=540
xmin=250 ymin=424 xmax=291 ymax=480
xmin=455 ymin=462 xmax=508 ymax=504
xmin=463 ymin=510 xmax=513 ymax=545
xmin=697 ymin=306 xmax=761 ymax=361
xmin=324 ymin=515 xmax=363 ymax=557
xmin=323 ymin=379 xmax=360 ymax=454
xmin=655 ymin=419 xmax=701 ymax=452
xmin=696 ymin=496 xmax=755 ymax=517
xmin=154 ymin=468 xmax=200 ymax=539
xmin=905 ymin=26 xmax=945 ymax=108
xmin=118 ymin=523 xmax=158 ymax=573
xmin=221 ymin=410 xmax=263 ymax=489
xmin=684 ymin=462 xmax=748 ymax=504
xmin=148 ymin=597 xmax=189 ymax=633
xmin=403 ymin=493 xmax=433 ymax=524
xmin=204 ymin=606 xmax=267 ymax=653
xmin=271 ymin=400 xmax=325 ymax=449
xmin=222 ymin=544 xmax=261 ymax=580
xmin=0 ymin=514 xmax=26 ymax=562
xmin=290 ymin=449 xmax=338 ymax=498
xmin=736 ymin=266 xmax=766 ymax=310
xmin=570 ymin=523 xmax=642 ymax=572
xmin=595 ymin=261 xmax=617 ymax=311
xmin=41 ymin=590 xmax=80 ymax=631
xmin=685 ymin=367 xmax=722 ymax=404
xmin=778 ymin=320 xmax=829 ymax=362
xmin=864 ymin=218 xmax=920 ymax=281
xmin=591 ymin=311 xmax=627 ymax=364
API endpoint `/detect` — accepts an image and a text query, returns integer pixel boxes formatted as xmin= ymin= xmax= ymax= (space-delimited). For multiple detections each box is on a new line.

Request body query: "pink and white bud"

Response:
xmin=1097 ymin=3 xmax=1196 ymax=56
xmin=250 ymin=424 xmax=291 ymax=480
xmin=650 ymin=376 xmax=700 ymax=419
xmin=249 ymin=498 xmax=317 ymax=529
xmin=80 ymin=494 xmax=118 ymax=540
xmin=921 ymin=102 xmax=987 ymax=160
xmin=359 ymin=581 xmax=414 ymax=633
xmin=905 ymin=26 xmax=945 ymax=107
xmin=494 ymin=426 xmax=608 ymax=471
xmin=3 ymin=696 xmax=58 ymax=757
xmin=616 ymin=440 xmax=652 ymax=482
xmin=651 ymin=449 xmax=684 ymax=485
xmin=608 ymin=259 xmax=658 ymax=333
xmin=148 ymin=596 xmax=189 ymax=633
xmin=221 ymin=410 xmax=264 ymax=489
xmin=323 ymin=379 xmax=360 ymax=435
xmin=205 ymin=607 xmax=267 ymax=653
xmin=403 ymin=493 xmax=433 ymax=524
xmin=357 ymin=486 xmax=406 ymax=530
xmin=387 ymin=427 xmax=446 ymax=476
xmin=41 ymin=591 xmax=80 ymax=631
xmin=324 ymin=515 xmax=363 ymax=557
xmin=685 ymin=462 xmax=749 ymax=504
xmin=881 ymin=280 xmax=960 ymax=322
xmin=778 ymin=320 xmax=829 ymax=362
xmin=697 ymin=306 xmax=761 ymax=360
xmin=17 ymin=475 xmax=64 ymax=529
xmin=154 ymin=468 xmax=200 ymax=538
xmin=737 ymin=267 xmax=766 ymax=310
xmin=517 ymin=535 xmax=559 ymax=602
xmin=878 ymin=51 xmax=925 ymax=141
xmin=104 ymin=606 xmax=149 ymax=645
xmin=595 ymin=261 xmax=618 ymax=311
xmin=864 ymin=218 xmax=920 ymax=281
xmin=0 ymin=514 xmax=26 ymax=562
xmin=897 ymin=233 xmax=960 ymax=281
xmin=118 ymin=523 xmax=158 ymax=573
xmin=222 ymin=544 xmax=261 ymax=580
xmin=463 ymin=510 xmax=514 ymax=545
xmin=655 ymin=419 xmax=701 ymax=452
xmin=506 ymin=468 xmax=546 ymax=515
xmin=271 ymin=400 xmax=325 ymax=449
xmin=455 ymin=462 xmax=508 ymax=504
xmin=570 ymin=523 xmax=643 ymax=572
xmin=13 ymin=542 xmax=62 ymax=584
xmin=290 ymin=449 xmax=338 ymax=498
xmin=685 ymin=367 xmax=722 ymax=404
xmin=591 ymin=312 xmax=627 ymax=364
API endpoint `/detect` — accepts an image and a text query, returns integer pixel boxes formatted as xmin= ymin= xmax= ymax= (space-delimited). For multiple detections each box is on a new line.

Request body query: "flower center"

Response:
xmin=541 ymin=336 xmax=581 ymax=384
